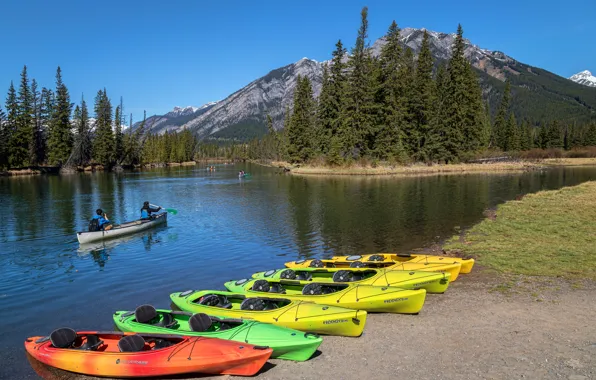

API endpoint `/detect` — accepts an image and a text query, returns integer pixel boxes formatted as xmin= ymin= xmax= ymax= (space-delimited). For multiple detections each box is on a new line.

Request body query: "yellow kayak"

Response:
xmin=285 ymin=258 xmax=462 ymax=281
xmin=224 ymin=278 xmax=427 ymax=314
xmin=332 ymin=253 xmax=475 ymax=274
xmin=251 ymin=267 xmax=451 ymax=294
xmin=170 ymin=290 xmax=367 ymax=337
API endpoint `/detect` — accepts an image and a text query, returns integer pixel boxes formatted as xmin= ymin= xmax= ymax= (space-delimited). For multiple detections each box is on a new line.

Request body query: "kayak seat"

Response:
xmin=152 ymin=339 xmax=173 ymax=350
xmin=269 ymin=283 xmax=286 ymax=294
xmin=135 ymin=304 xmax=177 ymax=329
xmin=350 ymin=261 xmax=366 ymax=268
xmin=296 ymin=272 xmax=312 ymax=281
xmin=50 ymin=327 xmax=77 ymax=348
xmin=309 ymin=259 xmax=324 ymax=268
xmin=118 ymin=335 xmax=146 ymax=352
xmin=76 ymin=335 xmax=104 ymax=351
xmin=197 ymin=295 xmax=233 ymax=309
xmin=262 ymin=300 xmax=280 ymax=310
xmin=302 ymin=283 xmax=324 ymax=295
xmin=189 ymin=313 xmax=213 ymax=332
xmin=240 ymin=298 xmax=267 ymax=311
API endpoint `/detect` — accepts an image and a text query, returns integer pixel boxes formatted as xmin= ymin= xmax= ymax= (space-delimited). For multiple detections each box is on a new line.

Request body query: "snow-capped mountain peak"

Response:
xmin=569 ymin=70 xmax=596 ymax=88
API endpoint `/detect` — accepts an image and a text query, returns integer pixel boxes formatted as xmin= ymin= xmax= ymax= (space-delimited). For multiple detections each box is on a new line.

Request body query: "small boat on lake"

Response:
xmin=76 ymin=212 xmax=167 ymax=244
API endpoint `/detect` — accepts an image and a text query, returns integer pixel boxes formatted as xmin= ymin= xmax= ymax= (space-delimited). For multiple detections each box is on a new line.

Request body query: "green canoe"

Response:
xmin=113 ymin=305 xmax=322 ymax=362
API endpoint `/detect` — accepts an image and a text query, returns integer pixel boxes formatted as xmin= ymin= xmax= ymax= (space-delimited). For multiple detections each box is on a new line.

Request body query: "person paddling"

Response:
xmin=141 ymin=201 xmax=161 ymax=220
xmin=89 ymin=209 xmax=112 ymax=231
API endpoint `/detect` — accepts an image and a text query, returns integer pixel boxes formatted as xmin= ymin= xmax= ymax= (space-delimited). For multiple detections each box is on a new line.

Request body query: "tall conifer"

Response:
xmin=14 ymin=65 xmax=33 ymax=167
xmin=493 ymin=80 xmax=511 ymax=150
xmin=47 ymin=67 xmax=73 ymax=165
xmin=411 ymin=30 xmax=435 ymax=160
xmin=92 ymin=89 xmax=114 ymax=166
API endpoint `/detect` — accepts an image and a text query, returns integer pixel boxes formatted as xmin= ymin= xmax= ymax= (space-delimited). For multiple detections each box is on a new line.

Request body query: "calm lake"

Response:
xmin=2 ymin=163 xmax=596 ymax=379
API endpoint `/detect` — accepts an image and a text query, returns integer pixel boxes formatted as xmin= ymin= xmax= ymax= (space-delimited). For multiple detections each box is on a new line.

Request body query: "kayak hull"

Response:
xmin=170 ymin=290 xmax=367 ymax=337
xmin=333 ymin=253 xmax=475 ymax=274
xmin=224 ymin=279 xmax=427 ymax=314
xmin=285 ymin=258 xmax=462 ymax=281
xmin=25 ymin=330 xmax=271 ymax=378
xmin=251 ymin=267 xmax=451 ymax=294
xmin=113 ymin=309 xmax=322 ymax=361
xmin=76 ymin=212 xmax=167 ymax=244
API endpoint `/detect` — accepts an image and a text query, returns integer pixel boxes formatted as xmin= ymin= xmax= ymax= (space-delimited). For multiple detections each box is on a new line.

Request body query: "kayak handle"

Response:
xmin=304 ymin=332 xmax=320 ymax=339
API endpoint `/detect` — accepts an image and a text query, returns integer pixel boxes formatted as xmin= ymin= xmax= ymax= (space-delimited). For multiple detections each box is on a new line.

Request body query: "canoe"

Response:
xmin=170 ymin=290 xmax=367 ymax=337
xmin=25 ymin=329 xmax=272 ymax=378
xmin=332 ymin=253 xmax=475 ymax=274
xmin=284 ymin=258 xmax=462 ymax=281
xmin=224 ymin=278 xmax=426 ymax=314
xmin=76 ymin=212 xmax=167 ymax=244
xmin=251 ymin=267 xmax=451 ymax=294
xmin=113 ymin=304 xmax=322 ymax=361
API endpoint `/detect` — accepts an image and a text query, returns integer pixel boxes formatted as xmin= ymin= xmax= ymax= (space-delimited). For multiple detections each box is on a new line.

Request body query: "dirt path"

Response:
xmin=29 ymin=267 xmax=596 ymax=380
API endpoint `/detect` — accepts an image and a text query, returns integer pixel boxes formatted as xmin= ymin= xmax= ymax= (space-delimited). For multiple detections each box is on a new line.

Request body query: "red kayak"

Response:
xmin=25 ymin=328 xmax=272 ymax=377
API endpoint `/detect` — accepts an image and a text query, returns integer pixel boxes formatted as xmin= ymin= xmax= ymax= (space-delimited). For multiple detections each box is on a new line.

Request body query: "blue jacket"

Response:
xmin=141 ymin=205 xmax=160 ymax=219
xmin=92 ymin=214 xmax=109 ymax=227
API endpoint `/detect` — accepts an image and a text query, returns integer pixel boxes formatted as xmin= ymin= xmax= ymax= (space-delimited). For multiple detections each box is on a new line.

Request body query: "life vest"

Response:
xmin=141 ymin=209 xmax=149 ymax=219
xmin=88 ymin=218 xmax=100 ymax=232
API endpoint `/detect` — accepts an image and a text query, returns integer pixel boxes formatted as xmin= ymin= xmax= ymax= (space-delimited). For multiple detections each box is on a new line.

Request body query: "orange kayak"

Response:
xmin=25 ymin=329 xmax=272 ymax=378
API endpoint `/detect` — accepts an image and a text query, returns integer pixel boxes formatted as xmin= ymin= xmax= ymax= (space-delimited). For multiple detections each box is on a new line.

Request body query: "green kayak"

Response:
xmin=113 ymin=305 xmax=322 ymax=362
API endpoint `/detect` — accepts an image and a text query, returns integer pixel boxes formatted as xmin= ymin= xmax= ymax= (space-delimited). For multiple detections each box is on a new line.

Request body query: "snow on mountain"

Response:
xmin=569 ymin=70 xmax=596 ymax=88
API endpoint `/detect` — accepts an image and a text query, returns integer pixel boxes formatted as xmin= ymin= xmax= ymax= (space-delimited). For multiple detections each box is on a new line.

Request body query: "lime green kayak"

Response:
xmin=113 ymin=304 xmax=322 ymax=362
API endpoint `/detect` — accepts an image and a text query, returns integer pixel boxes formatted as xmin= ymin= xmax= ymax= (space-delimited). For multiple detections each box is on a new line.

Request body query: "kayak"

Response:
xmin=25 ymin=328 xmax=272 ymax=378
xmin=170 ymin=290 xmax=367 ymax=337
xmin=76 ymin=212 xmax=167 ymax=244
xmin=224 ymin=278 xmax=426 ymax=314
xmin=251 ymin=267 xmax=451 ymax=294
xmin=284 ymin=258 xmax=462 ymax=281
xmin=113 ymin=304 xmax=322 ymax=361
xmin=332 ymin=253 xmax=475 ymax=274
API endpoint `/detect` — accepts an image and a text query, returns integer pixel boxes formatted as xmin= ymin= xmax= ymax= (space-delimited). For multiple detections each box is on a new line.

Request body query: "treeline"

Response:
xmin=249 ymin=7 xmax=596 ymax=164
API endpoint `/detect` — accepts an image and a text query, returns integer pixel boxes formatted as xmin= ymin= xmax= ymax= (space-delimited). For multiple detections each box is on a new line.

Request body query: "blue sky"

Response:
xmin=1 ymin=0 xmax=594 ymax=120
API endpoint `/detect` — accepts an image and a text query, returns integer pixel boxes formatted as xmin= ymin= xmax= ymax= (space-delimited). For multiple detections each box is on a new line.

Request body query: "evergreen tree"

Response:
xmin=479 ymin=100 xmax=492 ymax=151
xmin=504 ymin=113 xmax=519 ymax=151
xmin=519 ymin=119 xmax=532 ymax=151
xmin=47 ymin=67 xmax=73 ymax=166
xmin=114 ymin=97 xmax=124 ymax=163
xmin=428 ymin=63 xmax=449 ymax=162
xmin=13 ymin=65 xmax=33 ymax=167
xmin=546 ymin=120 xmax=562 ymax=148
xmin=0 ymin=107 xmax=7 ymax=169
xmin=30 ymin=79 xmax=46 ymax=165
xmin=396 ymin=47 xmax=416 ymax=156
xmin=584 ymin=123 xmax=596 ymax=146
xmin=343 ymin=6 xmax=376 ymax=158
xmin=92 ymin=89 xmax=114 ymax=166
xmin=5 ymin=82 xmax=18 ymax=167
xmin=374 ymin=21 xmax=401 ymax=160
xmin=70 ymin=96 xmax=92 ymax=166
xmin=316 ymin=64 xmax=333 ymax=154
xmin=538 ymin=123 xmax=548 ymax=149
xmin=328 ymin=40 xmax=347 ymax=140
xmin=287 ymin=76 xmax=315 ymax=162
xmin=410 ymin=30 xmax=435 ymax=160
xmin=493 ymin=80 xmax=511 ymax=150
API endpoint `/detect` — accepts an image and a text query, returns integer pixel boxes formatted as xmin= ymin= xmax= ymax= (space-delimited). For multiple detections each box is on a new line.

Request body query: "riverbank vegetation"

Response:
xmin=444 ymin=181 xmax=596 ymax=280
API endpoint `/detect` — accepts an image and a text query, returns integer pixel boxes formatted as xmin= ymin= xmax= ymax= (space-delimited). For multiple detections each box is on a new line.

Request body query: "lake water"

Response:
xmin=2 ymin=163 xmax=596 ymax=379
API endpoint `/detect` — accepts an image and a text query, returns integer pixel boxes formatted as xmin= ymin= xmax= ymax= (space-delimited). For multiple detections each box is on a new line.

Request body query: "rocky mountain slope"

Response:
xmin=569 ymin=70 xmax=596 ymax=88
xmin=131 ymin=102 xmax=218 ymax=135
xmin=139 ymin=27 xmax=596 ymax=140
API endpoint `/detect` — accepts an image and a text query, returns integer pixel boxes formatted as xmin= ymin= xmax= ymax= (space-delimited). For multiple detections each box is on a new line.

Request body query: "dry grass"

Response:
xmin=540 ymin=157 xmax=596 ymax=166
xmin=444 ymin=181 xmax=596 ymax=280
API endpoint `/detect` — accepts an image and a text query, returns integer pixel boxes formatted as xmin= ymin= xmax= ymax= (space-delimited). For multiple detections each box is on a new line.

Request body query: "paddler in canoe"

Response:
xmin=140 ymin=201 xmax=161 ymax=220
xmin=89 ymin=209 xmax=113 ymax=231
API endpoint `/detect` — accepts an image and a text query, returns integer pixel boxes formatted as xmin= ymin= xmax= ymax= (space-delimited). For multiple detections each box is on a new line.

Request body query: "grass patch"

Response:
xmin=444 ymin=181 xmax=596 ymax=280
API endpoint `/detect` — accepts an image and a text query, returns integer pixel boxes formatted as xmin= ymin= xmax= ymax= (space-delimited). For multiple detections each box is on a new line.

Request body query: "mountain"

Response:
xmin=130 ymin=102 xmax=219 ymax=135
xmin=569 ymin=70 xmax=596 ymax=88
xmin=140 ymin=27 xmax=596 ymax=141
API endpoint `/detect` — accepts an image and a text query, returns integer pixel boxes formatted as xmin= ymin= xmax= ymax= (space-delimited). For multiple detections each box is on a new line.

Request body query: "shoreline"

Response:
xmin=265 ymin=157 xmax=596 ymax=176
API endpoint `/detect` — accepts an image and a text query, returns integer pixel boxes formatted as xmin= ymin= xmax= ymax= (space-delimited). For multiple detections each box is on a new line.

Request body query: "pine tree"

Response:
xmin=114 ymin=97 xmax=124 ymax=163
xmin=13 ymin=65 xmax=33 ymax=167
xmin=428 ymin=63 xmax=449 ymax=162
xmin=546 ymin=120 xmax=562 ymax=148
xmin=493 ymin=80 xmax=511 ymax=150
xmin=92 ymin=89 xmax=114 ymax=166
xmin=584 ymin=123 xmax=596 ymax=146
xmin=343 ymin=6 xmax=376 ymax=158
xmin=0 ymin=107 xmax=7 ymax=169
xmin=47 ymin=67 xmax=73 ymax=166
xmin=287 ymin=76 xmax=315 ymax=162
xmin=410 ymin=30 xmax=435 ymax=161
xmin=316 ymin=64 xmax=333 ymax=154
xmin=504 ymin=113 xmax=520 ymax=151
xmin=462 ymin=60 xmax=486 ymax=152
xmin=519 ymin=119 xmax=532 ymax=151
xmin=70 ymin=96 xmax=92 ymax=166
xmin=30 ymin=79 xmax=46 ymax=165
xmin=5 ymin=82 xmax=18 ymax=168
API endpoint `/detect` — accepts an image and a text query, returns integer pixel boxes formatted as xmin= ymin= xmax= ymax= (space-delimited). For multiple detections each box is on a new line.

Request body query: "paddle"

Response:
xmin=150 ymin=204 xmax=178 ymax=215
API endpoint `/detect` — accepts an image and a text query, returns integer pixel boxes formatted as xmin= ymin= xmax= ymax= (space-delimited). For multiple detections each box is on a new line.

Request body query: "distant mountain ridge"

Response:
xmin=137 ymin=27 xmax=596 ymax=140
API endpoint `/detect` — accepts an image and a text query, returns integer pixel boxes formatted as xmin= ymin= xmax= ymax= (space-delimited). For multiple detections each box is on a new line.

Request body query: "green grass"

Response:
xmin=444 ymin=181 xmax=596 ymax=280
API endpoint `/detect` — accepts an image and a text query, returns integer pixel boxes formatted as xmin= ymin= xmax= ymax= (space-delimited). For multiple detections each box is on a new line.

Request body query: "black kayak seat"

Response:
xmin=118 ymin=335 xmax=146 ymax=352
xmin=189 ymin=313 xmax=213 ymax=332
xmin=50 ymin=328 xmax=77 ymax=349
xmin=77 ymin=335 xmax=103 ymax=351
xmin=135 ymin=304 xmax=158 ymax=324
